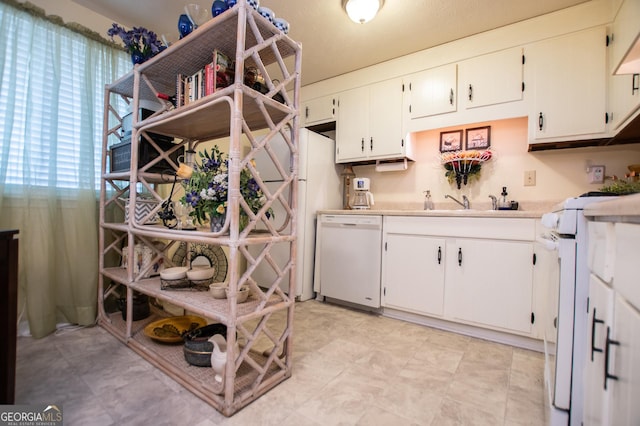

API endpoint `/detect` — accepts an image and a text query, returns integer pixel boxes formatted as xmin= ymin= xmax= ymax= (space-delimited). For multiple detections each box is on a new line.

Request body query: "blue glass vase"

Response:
xmin=131 ymin=51 xmax=149 ymax=65
xmin=178 ymin=13 xmax=193 ymax=39
xmin=212 ymin=0 xmax=228 ymax=17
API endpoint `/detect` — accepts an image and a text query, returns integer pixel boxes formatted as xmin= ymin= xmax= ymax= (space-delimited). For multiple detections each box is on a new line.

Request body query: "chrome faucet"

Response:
xmin=445 ymin=194 xmax=470 ymax=209
xmin=489 ymin=195 xmax=498 ymax=210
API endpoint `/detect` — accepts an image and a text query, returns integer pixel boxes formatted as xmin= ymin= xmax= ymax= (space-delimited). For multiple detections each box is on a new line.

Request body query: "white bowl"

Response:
xmin=160 ymin=266 xmax=188 ymax=280
xmin=187 ymin=267 xmax=215 ymax=281
xmin=225 ymin=286 xmax=250 ymax=303
xmin=209 ymin=282 xmax=227 ymax=299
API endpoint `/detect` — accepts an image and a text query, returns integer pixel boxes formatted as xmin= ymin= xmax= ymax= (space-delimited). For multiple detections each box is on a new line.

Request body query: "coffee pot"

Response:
xmin=352 ymin=177 xmax=374 ymax=209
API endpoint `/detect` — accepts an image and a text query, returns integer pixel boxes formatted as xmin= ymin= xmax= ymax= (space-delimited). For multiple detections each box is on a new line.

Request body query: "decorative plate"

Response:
xmin=143 ymin=315 xmax=207 ymax=343
xmin=172 ymin=242 xmax=228 ymax=283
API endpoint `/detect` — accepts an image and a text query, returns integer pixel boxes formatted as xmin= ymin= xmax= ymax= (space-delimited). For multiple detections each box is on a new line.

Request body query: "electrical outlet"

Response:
xmin=524 ymin=170 xmax=536 ymax=186
xmin=588 ymin=165 xmax=605 ymax=184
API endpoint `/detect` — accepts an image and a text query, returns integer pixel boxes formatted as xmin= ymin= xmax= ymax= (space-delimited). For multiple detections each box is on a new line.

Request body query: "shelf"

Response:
xmin=99 ymin=311 xmax=289 ymax=416
xmin=136 ymin=85 xmax=292 ymax=141
xmin=102 ymin=267 xmax=291 ymax=324
xmin=98 ymin=0 xmax=300 ymax=416
xmin=107 ymin=6 xmax=299 ymax=101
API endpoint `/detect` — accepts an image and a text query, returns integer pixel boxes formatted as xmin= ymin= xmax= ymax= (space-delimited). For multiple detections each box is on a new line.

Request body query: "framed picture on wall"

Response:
xmin=440 ymin=130 xmax=463 ymax=152
xmin=465 ymin=126 xmax=491 ymax=150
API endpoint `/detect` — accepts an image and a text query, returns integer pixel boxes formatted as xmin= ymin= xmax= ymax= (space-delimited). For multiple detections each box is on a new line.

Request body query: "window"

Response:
xmin=0 ymin=3 xmax=130 ymax=193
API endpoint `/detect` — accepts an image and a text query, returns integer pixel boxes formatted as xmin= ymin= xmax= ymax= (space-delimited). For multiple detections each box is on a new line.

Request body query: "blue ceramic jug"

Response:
xmin=178 ymin=14 xmax=193 ymax=38
xmin=212 ymin=0 xmax=228 ymax=17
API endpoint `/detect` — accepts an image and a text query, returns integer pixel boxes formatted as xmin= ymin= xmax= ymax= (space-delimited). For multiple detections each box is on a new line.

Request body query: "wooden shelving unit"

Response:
xmin=97 ymin=1 xmax=301 ymax=416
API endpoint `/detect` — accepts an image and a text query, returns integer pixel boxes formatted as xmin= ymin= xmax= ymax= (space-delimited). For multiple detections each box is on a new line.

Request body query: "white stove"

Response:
xmin=540 ymin=194 xmax=617 ymax=425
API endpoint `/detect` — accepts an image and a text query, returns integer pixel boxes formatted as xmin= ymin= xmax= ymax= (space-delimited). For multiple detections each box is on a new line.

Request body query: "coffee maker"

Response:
xmin=352 ymin=177 xmax=374 ymax=209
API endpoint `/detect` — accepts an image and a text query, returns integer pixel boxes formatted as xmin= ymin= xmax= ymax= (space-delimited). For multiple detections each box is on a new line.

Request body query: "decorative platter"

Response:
xmin=143 ymin=315 xmax=207 ymax=343
xmin=172 ymin=242 xmax=228 ymax=283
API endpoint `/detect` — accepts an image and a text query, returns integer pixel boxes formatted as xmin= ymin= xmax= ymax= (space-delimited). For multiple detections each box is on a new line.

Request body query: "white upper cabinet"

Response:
xmin=528 ymin=26 xmax=608 ymax=143
xmin=405 ymin=64 xmax=457 ymax=119
xmin=335 ymin=78 xmax=405 ymax=163
xmin=608 ymin=0 xmax=640 ymax=131
xmin=302 ymin=95 xmax=337 ymax=127
xmin=458 ymin=47 xmax=524 ymax=110
xmin=610 ymin=0 xmax=640 ymax=74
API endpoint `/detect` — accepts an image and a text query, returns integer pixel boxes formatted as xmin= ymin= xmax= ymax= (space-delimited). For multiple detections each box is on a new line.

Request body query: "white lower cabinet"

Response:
xmin=382 ymin=233 xmax=446 ymax=316
xmin=584 ymin=274 xmax=615 ymax=425
xmin=584 ymin=220 xmax=640 ymax=425
xmin=445 ymin=238 xmax=534 ymax=334
xmin=381 ymin=216 xmax=536 ymax=337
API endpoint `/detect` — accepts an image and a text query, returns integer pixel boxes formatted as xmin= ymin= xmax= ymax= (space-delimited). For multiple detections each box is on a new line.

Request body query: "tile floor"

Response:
xmin=16 ymin=300 xmax=546 ymax=425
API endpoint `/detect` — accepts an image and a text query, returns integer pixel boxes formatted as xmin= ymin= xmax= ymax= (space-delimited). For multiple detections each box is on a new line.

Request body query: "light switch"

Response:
xmin=524 ymin=170 xmax=536 ymax=186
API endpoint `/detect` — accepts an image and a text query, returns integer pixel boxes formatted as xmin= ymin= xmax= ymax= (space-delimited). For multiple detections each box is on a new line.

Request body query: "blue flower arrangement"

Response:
xmin=181 ymin=146 xmax=273 ymax=227
xmin=107 ymin=23 xmax=165 ymax=64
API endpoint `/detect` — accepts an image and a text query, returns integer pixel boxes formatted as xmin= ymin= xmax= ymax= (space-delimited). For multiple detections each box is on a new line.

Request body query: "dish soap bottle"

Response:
xmin=424 ymin=190 xmax=435 ymax=210
xmin=498 ymin=186 xmax=509 ymax=210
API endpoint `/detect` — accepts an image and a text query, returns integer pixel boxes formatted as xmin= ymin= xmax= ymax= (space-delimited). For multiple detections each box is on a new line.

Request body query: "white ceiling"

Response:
xmin=74 ymin=0 xmax=589 ymax=86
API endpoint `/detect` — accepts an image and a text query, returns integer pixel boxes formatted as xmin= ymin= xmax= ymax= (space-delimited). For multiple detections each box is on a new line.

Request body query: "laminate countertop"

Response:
xmin=318 ymin=209 xmax=543 ymax=219
xmin=584 ymin=193 xmax=640 ymax=221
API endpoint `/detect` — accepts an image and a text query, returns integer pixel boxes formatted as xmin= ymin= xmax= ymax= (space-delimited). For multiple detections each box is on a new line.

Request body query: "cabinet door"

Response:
xmin=609 ymin=73 xmax=640 ymax=130
xmin=446 ymin=239 xmax=534 ymax=334
xmin=336 ymin=86 xmax=369 ymax=163
xmin=303 ymin=95 xmax=337 ymax=127
xmin=610 ymin=0 xmax=640 ymax=73
xmin=382 ymin=234 xmax=445 ymax=316
xmin=609 ymin=295 xmax=640 ymax=426
xmin=529 ymin=26 xmax=607 ymax=142
xmin=459 ymin=47 xmax=523 ymax=109
xmin=369 ymin=78 xmax=404 ymax=159
xmin=614 ymin=223 xmax=640 ymax=311
xmin=583 ymin=274 xmax=615 ymax=426
xmin=406 ymin=63 xmax=457 ymax=119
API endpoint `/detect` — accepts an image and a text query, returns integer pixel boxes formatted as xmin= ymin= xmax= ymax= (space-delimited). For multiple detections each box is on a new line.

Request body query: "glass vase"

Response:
xmin=212 ymin=0 xmax=228 ymax=17
xmin=210 ymin=214 xmax=225 ymax=232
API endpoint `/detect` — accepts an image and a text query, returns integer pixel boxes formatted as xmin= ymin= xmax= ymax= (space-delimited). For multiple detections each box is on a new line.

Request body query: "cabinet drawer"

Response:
xmin=384 ymin=216 xmax=535 ymax=241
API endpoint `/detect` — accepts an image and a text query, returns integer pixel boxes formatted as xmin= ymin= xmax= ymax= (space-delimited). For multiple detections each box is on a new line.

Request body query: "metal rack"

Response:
xmin=97 ymin=1 xmax=301 ymax=416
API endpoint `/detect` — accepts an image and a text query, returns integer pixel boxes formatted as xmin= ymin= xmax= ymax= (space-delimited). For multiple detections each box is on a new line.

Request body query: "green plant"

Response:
xmin=599 ymin=179 xmax=640 ymax=195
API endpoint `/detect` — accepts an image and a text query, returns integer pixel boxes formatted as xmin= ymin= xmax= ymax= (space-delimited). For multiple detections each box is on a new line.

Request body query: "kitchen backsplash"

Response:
xmin=351 ymin=117 xmax=640 ymax=209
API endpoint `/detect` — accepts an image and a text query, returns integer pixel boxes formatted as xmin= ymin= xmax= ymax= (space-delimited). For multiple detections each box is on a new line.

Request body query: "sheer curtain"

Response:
xmin=0 ymin=2 xmax=129 ymax=338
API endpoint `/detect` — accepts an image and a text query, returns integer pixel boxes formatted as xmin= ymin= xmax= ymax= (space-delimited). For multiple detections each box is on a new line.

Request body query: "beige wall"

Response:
xmin=351 ymin=117 xmax=640 ymax=210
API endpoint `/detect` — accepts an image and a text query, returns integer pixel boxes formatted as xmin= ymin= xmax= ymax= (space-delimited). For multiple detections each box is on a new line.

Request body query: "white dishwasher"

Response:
xmin=316 ymin=214 xmax=382 ymax=308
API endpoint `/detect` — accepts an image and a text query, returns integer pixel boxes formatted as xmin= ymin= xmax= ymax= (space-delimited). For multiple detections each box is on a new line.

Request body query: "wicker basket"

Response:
xmin=160 ymin=277 xmax=212 ymax=291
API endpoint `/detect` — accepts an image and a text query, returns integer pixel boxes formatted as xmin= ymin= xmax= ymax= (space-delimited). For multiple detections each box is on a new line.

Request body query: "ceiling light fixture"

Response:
xmin=343 ymin=0 xmax=384 ymax=24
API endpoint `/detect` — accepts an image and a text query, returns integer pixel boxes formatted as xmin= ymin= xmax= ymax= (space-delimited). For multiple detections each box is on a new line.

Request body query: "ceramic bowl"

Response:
xmin=209 ymin=282 xmax=228 ymax=299
xmin=225 ymin=285 xmax=250 ymax=303
xmin=258 ymin=7 xmax=275 ymax=22
xmin=160 ymin=266 xmax=188 ymax=280
xmin=187 ymin=267 xmax=215 ymax=281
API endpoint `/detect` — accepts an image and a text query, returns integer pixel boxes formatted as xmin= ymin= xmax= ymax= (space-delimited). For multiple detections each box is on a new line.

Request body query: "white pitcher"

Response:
xmin=208 ymin=334 xmax=239 ymax=386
